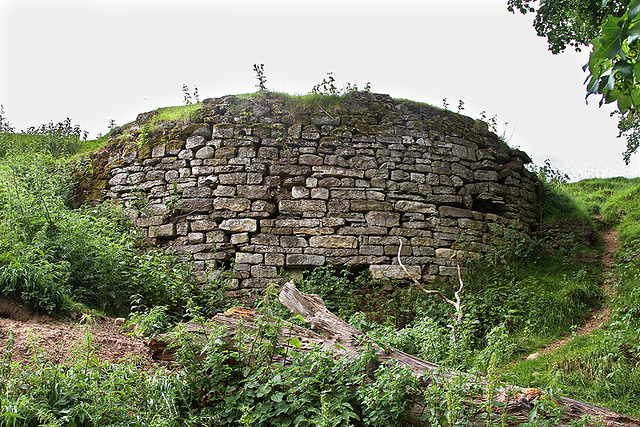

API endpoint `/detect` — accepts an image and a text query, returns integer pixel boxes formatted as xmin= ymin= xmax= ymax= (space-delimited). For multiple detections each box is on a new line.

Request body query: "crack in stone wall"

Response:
xmin=81 ymin=92 xmax=542 ymax=293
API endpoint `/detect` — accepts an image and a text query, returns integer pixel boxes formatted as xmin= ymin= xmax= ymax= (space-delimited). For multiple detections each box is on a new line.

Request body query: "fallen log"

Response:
xmin=149 ymin=281 xmax=640 ymax=426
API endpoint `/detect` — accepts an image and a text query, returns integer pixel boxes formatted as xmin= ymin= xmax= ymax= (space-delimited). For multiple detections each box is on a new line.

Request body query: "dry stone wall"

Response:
xmin=85 ymin=92 xmax=542 ymax=292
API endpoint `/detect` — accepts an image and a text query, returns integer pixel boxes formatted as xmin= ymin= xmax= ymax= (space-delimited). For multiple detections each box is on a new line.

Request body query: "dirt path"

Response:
xmin=526 ymin=229 xmax=618 ymax=360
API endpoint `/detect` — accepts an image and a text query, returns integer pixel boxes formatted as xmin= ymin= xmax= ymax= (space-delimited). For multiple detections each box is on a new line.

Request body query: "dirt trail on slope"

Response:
xmin=527 ymin=229 xmax=618 ymax=359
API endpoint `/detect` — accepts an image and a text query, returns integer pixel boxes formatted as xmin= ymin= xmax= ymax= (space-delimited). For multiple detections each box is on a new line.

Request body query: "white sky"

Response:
xmin=1 ymin=0 xmax=639 ymax=180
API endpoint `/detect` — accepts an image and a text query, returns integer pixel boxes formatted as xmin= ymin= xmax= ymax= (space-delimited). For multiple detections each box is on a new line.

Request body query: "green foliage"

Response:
xmin=508 ymin=0 xmax=640 ymax=162
xmin=295 ymin=267 xmax=421 ymax=328
xmin=507 ymin=0 xmax=627 ymax=54
xmin=0 ymin=118 xmax=87 ymax=158
xmin=505 ymin=176 xmax=640 ymax=417
xmin=528 ymin=160 xmax=593 ymax=224
xmin=0 ymin=115 xmax=231 ymax=318
xmin=465 ymin=229 xmax=601 ymax=340
xmin=150 ymin=103 xmax=201 ymax=125
xmin=602 ymin=180 xmax=640 ymax=243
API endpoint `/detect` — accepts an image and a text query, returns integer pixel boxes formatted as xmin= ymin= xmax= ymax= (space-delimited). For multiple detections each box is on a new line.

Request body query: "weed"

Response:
xmin=253 ymin=63 xmax=268 ymax=93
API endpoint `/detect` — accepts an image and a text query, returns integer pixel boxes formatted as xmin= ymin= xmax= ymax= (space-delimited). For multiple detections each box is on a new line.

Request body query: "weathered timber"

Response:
xmin=148 ymin=282 xmax=640 ymax=426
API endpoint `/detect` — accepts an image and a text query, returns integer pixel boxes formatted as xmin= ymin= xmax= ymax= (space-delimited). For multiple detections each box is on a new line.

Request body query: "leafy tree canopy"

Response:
xmin=508 ymin=0 xmax=640 ymax=164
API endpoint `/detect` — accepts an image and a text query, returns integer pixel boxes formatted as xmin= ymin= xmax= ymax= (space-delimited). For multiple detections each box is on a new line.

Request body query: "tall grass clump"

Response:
xmin=0 ymin=112 xmax=230 ymax=318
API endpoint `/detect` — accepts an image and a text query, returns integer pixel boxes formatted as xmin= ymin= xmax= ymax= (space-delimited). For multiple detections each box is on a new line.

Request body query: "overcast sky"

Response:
xmin=1 ymin=0 xmax=639 ymax=180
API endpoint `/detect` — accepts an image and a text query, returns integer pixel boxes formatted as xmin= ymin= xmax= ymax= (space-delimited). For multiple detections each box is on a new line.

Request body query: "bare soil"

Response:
xmin=0 ymin=296 xmax=155 ymax=368
xmin=526 ymin=229 xmax=618 ymax=360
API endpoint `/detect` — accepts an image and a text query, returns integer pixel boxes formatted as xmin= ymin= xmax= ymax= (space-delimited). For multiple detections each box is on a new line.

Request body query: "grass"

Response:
xmin=540 ymin=182 xmax=594 ymax=225
xmin=237 ymin=91 xmax=353 ymax=109
xmin=501 ymin=177 xmax=640 ymax=417
xmin=150 ymin=102 xmax=201 ymax=124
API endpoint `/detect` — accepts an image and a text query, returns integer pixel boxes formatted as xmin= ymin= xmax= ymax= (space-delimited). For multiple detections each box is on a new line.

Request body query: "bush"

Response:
xmin=0 ymin=118 xmax=230 ymax=318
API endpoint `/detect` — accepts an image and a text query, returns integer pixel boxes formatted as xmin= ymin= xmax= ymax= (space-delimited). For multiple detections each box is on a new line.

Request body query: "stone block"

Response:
xmin=305 ymin=187 xmax=326 ymax=199
xmin=235 ymin=252 xmax=263 ymax=264
xmin=212 ymin=124 xmax=235 ymax=138
xmin=188 ymin=232 xmax=205 ymax=244
xmin=214 ymin=197 xmax=251 ymax=212
xmin=292 ymin=186 xmax=310 ymax=199
xmin=369 ymin=265 xmax=421 ymax=280
xmin=309 ymin=235 xmax=358 ymax=249
xmin=365 ymin=211 xmax=400 ymax=227
xmin=475 ymin=170 xmax=498 ymax=182
xmin=186 ymin=135 xmax=206 ymax=149
xmin=183 ymin=187 xmax=212 ymax=198
xmin=219 ymin=173 xmax=247 ymax=185
xmin=195 ymin=146 xmax=215 ymax=159
xmin=149 ymin=223 xmax=176 ymax=239
xmin=350 ymin=200 xmax=393 ymax=212
xmin=152 ymin=145 xmax=166 ymax=158
xmin=191 ymin=219 xmax=217 ymax=232
xmin=438 ymin=206 xmax=474 ymax=218
xmin=299 ymin=154 xmax=323 ymax=166
xmin=281 ymin=236 xmax=308 ymax=248
xmin=279 ymin=199 xmax=326 ymax=213
xmin=215 ymin=146 xmax=237 ymax=159
xmin=252 ymin=200 xmax=277 ymax=215
xmin=237 ymin=185 xmax=270 ymax=199
xmin=251 ymin=265 xmax=278 ymax=278
xmin=220 ymin=218 xmax=258 ymax=233
xmin=286 ymin=254 xmax=325 ymax=267
xmin=264 ymin=252 xmax=286 ymax=266
xmin=177 ymin=198 xmax=212 ymax=212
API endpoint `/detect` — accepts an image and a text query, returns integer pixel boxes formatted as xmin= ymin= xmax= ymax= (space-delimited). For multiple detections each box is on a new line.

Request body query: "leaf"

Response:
xmin=289 ymin=337 xmax=301 ymax=349
xmin=256 ymin=384 xmax=271 ymax=397
xmin=271 ymin=391 xmax=285 ymax=403
xmin=614 ymin=61 xmax=634 ymax=79
xmin=630 ymin=0 xmax=640 ymax=21
xmin=595 ymin=15 xmax=627 ymax=60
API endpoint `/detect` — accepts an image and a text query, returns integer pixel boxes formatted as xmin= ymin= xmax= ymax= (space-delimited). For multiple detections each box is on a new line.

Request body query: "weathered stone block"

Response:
xmin=281 ymin=236 xmax=308 ymax=248
xmin=213 ymin=197 xmax=251 ymax=212
xmin=195 ymin=146 xmax=215 ymax=159
xmin=186 ymin=135 xmax=206 ymax=150
xmin=191 ymin=219 xmax=217 ymax=232
xmin=219 ymin=173 xmax=247 ymax=185
xmin=177 ymin=198 xmax=212 ymax=212
xmin=149 ymin=223 xmax=176 ymax=239
xmin=438 ymin=206 xmax=473 ymax=218
xmin=264 ymin=252 xmax=286 ymax=266
xmin=365 ymin=211 xmax=400 ymax=227
xmin=212 ymin=124 xmax=235 ymax=138
xmin=299 ymin=154 xmax=323 ymax=166
xmin=279 ymin=200 xmax=326 ymax=213
xmin=220 ymin=218 xmax=258 ymax=233
xmin=183 ymin=187 xmax=212 ymax=198
xmin=152 ymin=145 xmax=166 ymax=158
xmin=475 ymin=170 xmax=499 ymax=181
xmin=369 ymin=265 xmax=421 ymax=280
xmin=286 ymin=254 xmax=325 ymax=267
xmin=237 ymin=185 xmax=270 ymax=200
xmin=351 ymin=200 xmax=393 ymax=212
xmin=309 ymin=235 xmax=358 ymax=249
xmin=292 ymin=186 xmax=310 ymax=199
xmin=236 ymin=252 xmax=263 ymax=264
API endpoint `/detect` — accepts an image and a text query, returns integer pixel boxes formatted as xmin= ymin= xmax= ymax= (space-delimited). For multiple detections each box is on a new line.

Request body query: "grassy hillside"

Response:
xmin=503 ymin=177 xmax=640 ymax=416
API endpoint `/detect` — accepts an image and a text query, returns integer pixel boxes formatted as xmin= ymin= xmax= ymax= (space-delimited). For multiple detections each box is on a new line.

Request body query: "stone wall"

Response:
xmin=83 ymin=92 xmax=542 ymax=292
